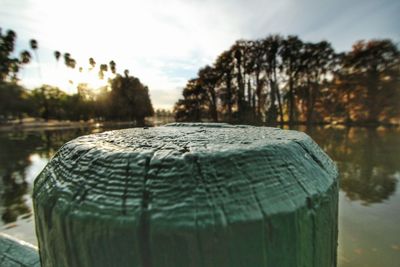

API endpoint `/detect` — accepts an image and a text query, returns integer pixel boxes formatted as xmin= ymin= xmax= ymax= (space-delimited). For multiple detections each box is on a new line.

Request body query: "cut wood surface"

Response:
xmin=33 ymin=123 xmax=339 ymax=267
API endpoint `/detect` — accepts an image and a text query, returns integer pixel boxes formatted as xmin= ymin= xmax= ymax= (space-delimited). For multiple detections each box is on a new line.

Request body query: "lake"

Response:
xmin=0 ymin=124 xmax=399 ymax=267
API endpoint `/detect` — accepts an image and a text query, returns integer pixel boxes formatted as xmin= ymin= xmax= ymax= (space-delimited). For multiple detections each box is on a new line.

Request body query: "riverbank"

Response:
xmin=0 ymin=120 xmax=133 ymax=132
xmin=1 ymin=117 xmax=398 ymax=132
xmin=0 ymin=117 xmax=175 ymax=132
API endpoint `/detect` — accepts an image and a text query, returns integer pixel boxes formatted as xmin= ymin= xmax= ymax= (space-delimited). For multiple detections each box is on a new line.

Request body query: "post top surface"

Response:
xmin=68 ymin=123 xmax=306 ymax=154
xmin=33 ymin=123 xmax=338 ymax=227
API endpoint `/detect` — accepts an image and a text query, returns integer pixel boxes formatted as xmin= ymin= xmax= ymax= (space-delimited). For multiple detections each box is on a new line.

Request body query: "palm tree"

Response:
xmin=69 ymin=59 xmax=76 ymax=69
xmin=54 ymin=51 xmax=61 ymax=62
xmin=20 ymin=51 xmax=31 ymax=64
xmin=63 ymin=53 xmax=76 ymax=69
xmin=54 ymin=51 xmax=61 ymax=69
xmin=30 ymin=39 xmax=38 ymax=50
xmin=109 ymin=60 xmax=116 ymax=74
xmin=124 ymin=69 xmax=129 ymax=77
xmin=89 ymin=57 xmax=96 ymax=70
xmin=64 ymin=53 xmax=71 ymax=66
xmin=18 ymin=50 xmax=31 ymax=80
xmin=98 ymin=64 xmax=108 ymax=79
xmin=30 ymin=39 xmax=41 ymax=79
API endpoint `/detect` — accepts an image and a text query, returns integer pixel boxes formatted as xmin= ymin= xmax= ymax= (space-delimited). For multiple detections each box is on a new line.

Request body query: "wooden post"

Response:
xmin=0 ymin=233 xmax=40 ymax=266
xmin=33 ymin=123 xmax=338 ymax=267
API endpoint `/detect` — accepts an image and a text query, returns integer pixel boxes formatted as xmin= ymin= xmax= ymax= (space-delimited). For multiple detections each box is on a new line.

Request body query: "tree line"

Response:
xmin=174 ymin=35 xmax=400 ymax=126
xmin=0 ymin=27 xmax=154 ymax=125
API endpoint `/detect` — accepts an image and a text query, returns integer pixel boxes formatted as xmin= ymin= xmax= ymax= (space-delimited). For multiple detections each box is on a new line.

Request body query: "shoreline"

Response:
xmin=0 ymin=118 xmax=398 ymax=132
xmin=0 ymin=121 xmax=136 ymax=132
xmin=0 ymin=117 xmax=175 ymax=132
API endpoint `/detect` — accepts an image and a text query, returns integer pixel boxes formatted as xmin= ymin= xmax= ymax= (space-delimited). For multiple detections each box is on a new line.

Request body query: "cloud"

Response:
xmin=150 ymin=88 xmax=183 ymax=110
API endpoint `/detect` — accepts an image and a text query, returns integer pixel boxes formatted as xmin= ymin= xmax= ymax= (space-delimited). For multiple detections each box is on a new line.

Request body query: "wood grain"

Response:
xmin=33 ymin=123 xmax=338 ymax=267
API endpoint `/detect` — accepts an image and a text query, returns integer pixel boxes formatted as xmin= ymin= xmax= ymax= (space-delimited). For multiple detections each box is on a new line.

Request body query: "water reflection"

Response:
xmin=0 ymin=132 xmax=40 ymax=224
xmin=1 ymin=126 xmax=399 ymax=221
xmin=0 ymin=128 xmax=94 ymax=227
xmin=306 ymin=127 xmax=399 ymax=205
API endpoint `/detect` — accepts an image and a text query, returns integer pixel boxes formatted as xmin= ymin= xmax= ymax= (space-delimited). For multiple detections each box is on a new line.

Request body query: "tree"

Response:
xmin=0 ymin=82 xmax=30 ymax=122
xmin=54 ymin=51 xmax=61 ymax=62
xmin=214 ymin=50 xmax=235 ymax=121
xmin=197 ymin=65 xmax=219 ymax=122
xmin=262 ymin=35 xmax=283 ymax=125
xmin=339 ymin=40 xmax=400 ymax=124
xmin=109 ymin=74 xmax=154 ymax=125
xmin=0 ymin=28 xmax=158 ymax=124
xmin=54 ymin=50 xmax=61 ymax=69
xmin=174 ymin=79 xmax=208 ymax=122
xmin=109 ymin=60 xmax=116 ymax=74
xmin=280 ymin=36 xmax=304 ymax=124
xmin=30 ymin=85 xmax=69 ymax=121
xmin=175 ymin=35 xmax=399 ymax=126
xmin=99 ymin=64 xmax=108 ymax=79
xmin=74 ymin=83 xmax=96 ymax=121
xmin=245 ymin=39 xmax=266 ymax=120
xmin=297 ymin=41 xmax=336 ymax=124
xmin=0 ymin=28 xmax=31 ymax=82
xmin=89 ymin=57 xmax=96 ymax=70
xmin=20 ymin=51 xmax=31 ymax=64
xmin=29 ymin=39 xmax=38 ymax=50
xmin=30 ymin=39 xmax=41 ymax=79
xmin=232 ymin=41 xmax=246 ymax=115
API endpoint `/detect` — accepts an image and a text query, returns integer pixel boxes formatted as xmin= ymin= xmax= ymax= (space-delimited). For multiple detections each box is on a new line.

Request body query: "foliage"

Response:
xmin=174 ymin=35 xmax=400 ymax=125
xmin=0 ymin=28 xmax=31 ymax=82
xmin=108 ymin=74 xmax=154 ymax=125
xmin=174 ymin=79 xmax=208 ymax=122
xmin=30 ymin=85 xmax=69 ymax=121
xmin=0 ymin=27 xmax=155 ymax=125
xmin=337 ymin=40 xmax=400 ymax=123
xmin=0 ymin=81 xmax=30 ymax=122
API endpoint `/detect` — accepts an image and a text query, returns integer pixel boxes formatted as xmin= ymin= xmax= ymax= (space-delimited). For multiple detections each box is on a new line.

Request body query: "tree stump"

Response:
xmin=33 ymin=123 xmax=338 ymax=267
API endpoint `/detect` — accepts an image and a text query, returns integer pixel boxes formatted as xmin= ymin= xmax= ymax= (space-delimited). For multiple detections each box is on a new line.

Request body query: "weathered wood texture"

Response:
xmin=0 ymin=233 xmax=40 ymax=267
xmin=33 ymin=123 xmax=338 ymax=267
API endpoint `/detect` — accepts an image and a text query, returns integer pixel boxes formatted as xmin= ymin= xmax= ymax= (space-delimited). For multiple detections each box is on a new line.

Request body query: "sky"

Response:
xmin=1 ymin=0 xmax=399 ymax=109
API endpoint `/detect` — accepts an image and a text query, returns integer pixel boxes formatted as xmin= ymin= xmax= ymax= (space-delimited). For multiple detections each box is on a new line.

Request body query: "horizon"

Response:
xmin=1 ymin=0 xmax=399 ymax=110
